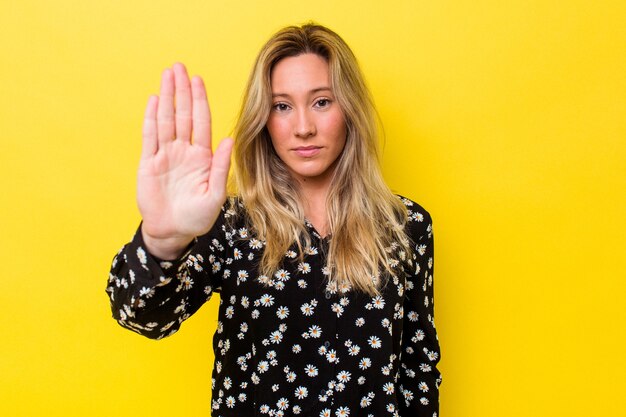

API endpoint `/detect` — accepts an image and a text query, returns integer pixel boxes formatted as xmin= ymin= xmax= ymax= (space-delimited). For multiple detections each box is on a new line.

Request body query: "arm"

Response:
xmin=105 ymin=214 xmax=226 ymax=340
xmin=105 ymin=62 xmax=233 ymax=338
xmin=398 ymin=208 xmax=442 ymax=416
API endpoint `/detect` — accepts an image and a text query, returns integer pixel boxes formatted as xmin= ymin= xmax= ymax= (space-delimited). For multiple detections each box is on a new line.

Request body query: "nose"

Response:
xmin=294 ymin=109 xmax=316 ymax=139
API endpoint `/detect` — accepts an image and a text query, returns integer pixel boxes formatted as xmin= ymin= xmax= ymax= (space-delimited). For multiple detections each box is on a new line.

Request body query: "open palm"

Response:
xmin=137 ymin=63 xmax=233 ymax=259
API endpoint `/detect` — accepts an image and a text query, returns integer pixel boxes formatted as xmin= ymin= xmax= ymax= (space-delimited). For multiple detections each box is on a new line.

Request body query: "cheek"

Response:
xmin=266 ymin=117 xmax=277 ymax=138
xmin=266 ymin=118 xmax=287 ymax=147
xmin=326 ymin=114 xmax=347 ymax=143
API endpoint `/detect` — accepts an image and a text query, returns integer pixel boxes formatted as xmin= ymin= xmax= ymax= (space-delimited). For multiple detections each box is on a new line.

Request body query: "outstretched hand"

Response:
xmin=137 ymin=63 xmax=234 ymax=260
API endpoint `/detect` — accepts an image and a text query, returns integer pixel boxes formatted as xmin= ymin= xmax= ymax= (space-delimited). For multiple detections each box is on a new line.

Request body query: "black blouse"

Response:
xmin=106 ymin=196 xmax=441 ymax=417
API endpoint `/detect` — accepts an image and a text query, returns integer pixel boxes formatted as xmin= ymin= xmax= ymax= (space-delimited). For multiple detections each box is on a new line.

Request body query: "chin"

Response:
xmin=289 ymin=166 xmax=331 ymax=181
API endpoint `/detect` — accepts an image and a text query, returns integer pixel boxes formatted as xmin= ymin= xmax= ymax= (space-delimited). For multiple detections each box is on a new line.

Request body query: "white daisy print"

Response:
xmin=294 ymin=386 xmax=308 ymax=399
xmin=382 ymin=382 xmax=394 ymax=395
xmin=359 ymin=358 xmax=372 ymax=370
xmin=371 ymin=295 xmax=385 ymax=309
xmin=225 ymin=396 xmax=236 ymax=408
xmin=257 ymin=361 xmax=269 ymax=373
xmin=259 ymin=294 xmax=274 ymax=307
xmin=308 ymin=325 xmax=322 ymax=338
xmin=335 ymin=406 xmax=350 ymax=416
xmin=274 ymin=269 xmax=290 ymax=281
xmin=304 ymin=364 xmax=318 ymax=377
xmin=337 ymin=370 xmax=351 ymax=383
xmin=368 ymin=336 xmax=382 ymax=349
xmin=276 ymin=306 xmax=289 ymax=319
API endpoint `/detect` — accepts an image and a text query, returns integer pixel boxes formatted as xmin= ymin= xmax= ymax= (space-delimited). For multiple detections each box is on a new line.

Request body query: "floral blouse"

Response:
xmin=106 ymin=196 xmax=441 ymax=417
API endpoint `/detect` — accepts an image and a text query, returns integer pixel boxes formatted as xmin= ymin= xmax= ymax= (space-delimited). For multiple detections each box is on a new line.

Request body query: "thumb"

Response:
xmin=207 ymin=137 xmax=234 ymax=198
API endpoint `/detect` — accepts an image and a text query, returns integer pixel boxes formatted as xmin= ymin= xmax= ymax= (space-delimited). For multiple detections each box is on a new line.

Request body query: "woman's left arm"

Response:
xmin=398 ymin=209 xmax=442 ymax=416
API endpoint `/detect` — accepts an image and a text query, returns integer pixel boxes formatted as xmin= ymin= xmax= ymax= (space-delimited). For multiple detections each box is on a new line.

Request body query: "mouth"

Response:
xmin=293 ymin=146 xmax=321 ymax=157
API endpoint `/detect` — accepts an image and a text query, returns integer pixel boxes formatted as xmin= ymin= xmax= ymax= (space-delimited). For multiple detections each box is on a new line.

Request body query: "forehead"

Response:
xmin=270 ymin=53 xmax=331 ymax=93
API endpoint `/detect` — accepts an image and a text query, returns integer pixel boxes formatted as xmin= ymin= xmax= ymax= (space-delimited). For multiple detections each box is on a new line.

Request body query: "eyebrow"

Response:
xmin=271 ymin=87 xmax=333 ymax=98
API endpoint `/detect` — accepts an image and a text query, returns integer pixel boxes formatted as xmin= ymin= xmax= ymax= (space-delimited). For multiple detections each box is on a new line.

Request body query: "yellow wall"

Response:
xmin=1 ymin=0 xmax=624 ymax=415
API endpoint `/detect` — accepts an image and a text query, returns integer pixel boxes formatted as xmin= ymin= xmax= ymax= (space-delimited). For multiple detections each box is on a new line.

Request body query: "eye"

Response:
xmin=272 ymin=102 xmax=290 ymax=112
xmin=314 ymin=98 xmax=331 ymax=108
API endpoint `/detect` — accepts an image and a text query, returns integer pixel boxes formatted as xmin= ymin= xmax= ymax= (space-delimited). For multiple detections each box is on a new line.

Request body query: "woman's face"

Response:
xmin=266 ymin=53 xmax=347 ymax=186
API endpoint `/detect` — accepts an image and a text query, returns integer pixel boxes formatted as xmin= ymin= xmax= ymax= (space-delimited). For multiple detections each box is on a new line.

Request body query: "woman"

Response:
xmin=106 ymin=23 xmax=441 ymax=417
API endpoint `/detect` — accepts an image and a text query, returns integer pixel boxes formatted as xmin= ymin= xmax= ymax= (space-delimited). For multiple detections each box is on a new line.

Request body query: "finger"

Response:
xmin=157 ymin=68 xmax=175 ymax=146
xmin=141 ymin=95 xmax=159 ymax=159
xmin=191 ymin=75 xmax=212 ymax=150
xmin=208 ymin=138 xmax=234 ymax=199
xmin=173 ymin=62 xmax=192 ymax=142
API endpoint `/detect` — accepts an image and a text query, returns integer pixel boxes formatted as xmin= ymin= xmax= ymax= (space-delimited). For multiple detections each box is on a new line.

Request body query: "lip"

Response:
xmin=293 ymin=146 xmax=321 ymax=158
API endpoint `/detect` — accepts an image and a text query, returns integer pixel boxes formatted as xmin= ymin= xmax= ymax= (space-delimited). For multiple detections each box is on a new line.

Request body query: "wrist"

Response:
xmin=140 ymin=228 xmax=195 ymax=261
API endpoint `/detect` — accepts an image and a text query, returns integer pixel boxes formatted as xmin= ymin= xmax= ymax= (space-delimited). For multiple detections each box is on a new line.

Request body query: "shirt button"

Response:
xmin=325 ymin=292 xmax=331 ymax=299
xmin=324 ymin=341 xmax=330 ymax=348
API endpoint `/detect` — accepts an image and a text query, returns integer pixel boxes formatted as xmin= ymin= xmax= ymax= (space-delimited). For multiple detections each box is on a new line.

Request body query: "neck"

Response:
xmin=293 ymin=172 xmax=334 ymax=238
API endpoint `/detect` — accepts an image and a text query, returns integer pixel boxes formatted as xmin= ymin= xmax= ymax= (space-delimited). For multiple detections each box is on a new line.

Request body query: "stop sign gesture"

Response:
xmin=137 ymin=63 xmax=234 ymax=260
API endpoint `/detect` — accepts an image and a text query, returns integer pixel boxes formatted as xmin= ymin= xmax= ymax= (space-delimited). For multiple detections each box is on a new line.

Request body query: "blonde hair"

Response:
xmin=232 ymin=23 xmax=411 ymax=295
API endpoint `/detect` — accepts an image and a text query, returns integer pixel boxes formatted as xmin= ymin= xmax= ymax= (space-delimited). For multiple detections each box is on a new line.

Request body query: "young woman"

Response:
xmin=106 ymin=23 xmax=441 ymax=417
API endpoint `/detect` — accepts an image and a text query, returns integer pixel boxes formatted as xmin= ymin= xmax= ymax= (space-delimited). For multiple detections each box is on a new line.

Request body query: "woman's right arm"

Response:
xmin=105 ymin=63 xmax=233 ymax=339
xmin=105 ymin=214 xmax=226 ymax=340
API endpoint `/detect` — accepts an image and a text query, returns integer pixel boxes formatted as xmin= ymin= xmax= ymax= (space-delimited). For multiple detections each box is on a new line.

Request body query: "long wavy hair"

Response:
xmin=231 ymin=23 xmax=411 ymax=295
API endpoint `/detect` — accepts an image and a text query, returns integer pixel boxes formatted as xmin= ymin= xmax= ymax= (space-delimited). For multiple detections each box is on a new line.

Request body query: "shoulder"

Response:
xmin=221 ymin=195 xmax=253 ymax=231
xmin=224 ymin=195 xmax=246 ymax=218
xmin=395 ymin=194 xmax=433 ymax=240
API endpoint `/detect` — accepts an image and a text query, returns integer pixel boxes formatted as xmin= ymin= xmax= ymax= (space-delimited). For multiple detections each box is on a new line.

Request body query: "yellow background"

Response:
xmin=1 ymin=0 xmax=624 ymax=416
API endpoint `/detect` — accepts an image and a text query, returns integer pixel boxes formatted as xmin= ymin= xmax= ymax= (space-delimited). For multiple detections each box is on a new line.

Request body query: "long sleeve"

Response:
xmin=398 ymin=208 xmax=442 ymax=416
xmin=105 ymin=211 xmax=226 ymax=340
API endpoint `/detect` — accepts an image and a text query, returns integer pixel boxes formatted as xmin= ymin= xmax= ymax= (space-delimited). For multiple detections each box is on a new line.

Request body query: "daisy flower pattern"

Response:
xmin=106 ymin=196 xmax=441 ymax=416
